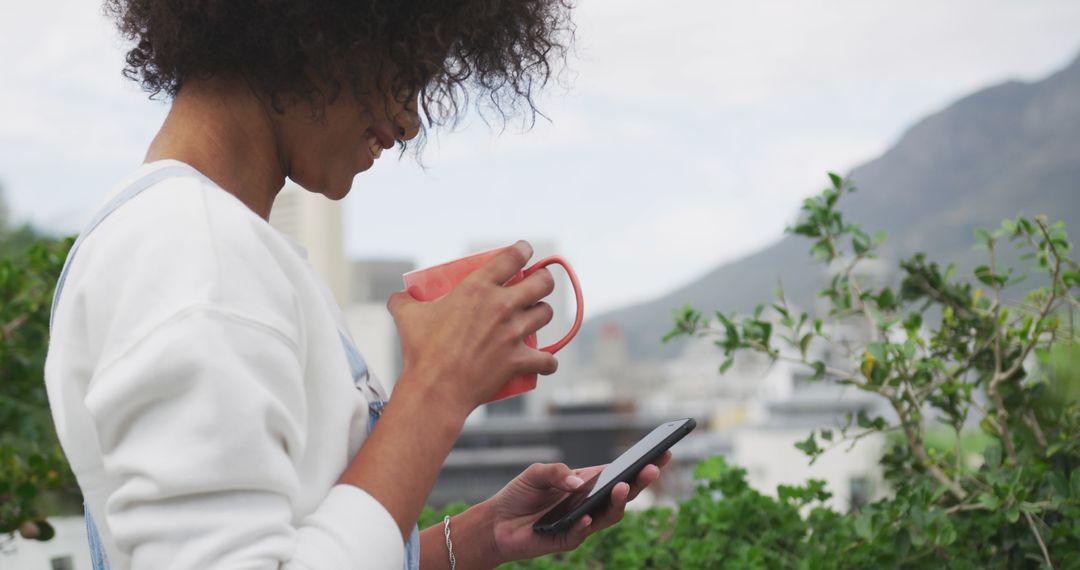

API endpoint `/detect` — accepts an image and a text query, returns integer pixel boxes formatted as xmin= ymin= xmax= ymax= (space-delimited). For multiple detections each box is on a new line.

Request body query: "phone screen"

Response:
xmin=534 ymin=419 xmax=694 ymax=531
xmin=587 ymin=420 xmax=685 ymax=497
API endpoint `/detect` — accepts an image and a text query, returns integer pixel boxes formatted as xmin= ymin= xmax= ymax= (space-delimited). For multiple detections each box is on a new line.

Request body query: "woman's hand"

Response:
xmin=485 ymin=452 xmax=672 ymax=564
xmin=387 ymin=241 xmax=558 ymax=416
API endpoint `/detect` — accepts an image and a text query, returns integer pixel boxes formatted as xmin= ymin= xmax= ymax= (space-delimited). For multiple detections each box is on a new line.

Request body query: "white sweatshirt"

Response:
xmin=45 ymin=161 xmax=405 ymax=569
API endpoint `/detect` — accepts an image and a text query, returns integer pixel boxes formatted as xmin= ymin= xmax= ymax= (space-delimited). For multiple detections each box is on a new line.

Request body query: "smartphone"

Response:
xmin=532 ymin=417 xmax=697 ymax=534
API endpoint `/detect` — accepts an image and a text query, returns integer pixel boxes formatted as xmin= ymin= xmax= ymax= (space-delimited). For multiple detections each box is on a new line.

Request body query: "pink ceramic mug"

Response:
xmin=402 ymin=246 xmax=584 ymax=402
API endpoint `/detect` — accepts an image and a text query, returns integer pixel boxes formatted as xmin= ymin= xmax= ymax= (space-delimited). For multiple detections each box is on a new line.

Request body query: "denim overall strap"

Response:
xmin=344 ymin=337 xmax=421 ymax=570
xmin=50 ymin=164 xmax=210 ymax=332
xmin=84 ymin=508 xmax=109 ymax=569
xmin=339 ymin=331 xmax=371 ymax=388
xmin=56 ymin=165 xmax=206 ymax=570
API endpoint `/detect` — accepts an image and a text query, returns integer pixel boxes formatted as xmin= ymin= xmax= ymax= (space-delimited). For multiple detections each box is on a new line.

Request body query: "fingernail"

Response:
xmin=567 ymin=475 xmax=585 ymax=489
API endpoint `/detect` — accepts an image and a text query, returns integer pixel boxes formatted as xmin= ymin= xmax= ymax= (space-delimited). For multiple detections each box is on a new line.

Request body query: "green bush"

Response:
xmin=0 ymin=237 xmax=80 ymax=539
xmin=428 ymin=175 xmax=1080 ymax=568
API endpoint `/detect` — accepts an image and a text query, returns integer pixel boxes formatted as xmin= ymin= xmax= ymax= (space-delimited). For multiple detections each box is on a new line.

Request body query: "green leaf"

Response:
xmin=935 ymin=523 xmax=957 ymax=547
xmin=828 ymin=172 xmax=843 ymax=191
xmin=719 ymin=358 xmax=734 ymax=375
xmin=794 ymin=433 xmax=821 ymax=457
xmin=978 ymin=493 xmax=1000 ymax=510
xmin=1048 ymin=472 xmax=1070 ymax=498
xmin=1019 ymin=502 xmax=1041 ymax=514
xmin=715 ymin=311 xmax=738 ymax=342
xmin=799 ymin=333 xmax=813 ymax=358
xmin=876 ymin=287 xmax=895 ymax=310
xmin=809 ymin=241 xmax=833 ymax=261
xmin=824 ymin=188 xmax=839 ymax=208
xmin=1006 ymin=505 xmax=1020 ymax=523
xmin=974 ymin=265 xmax=997 ymax=287
xmin=852 ymin=231 xmax=871 ymax=255
xmin=1071 ymin=469 xmax=1080 ymax=498
xmin=974 ymin=227 xmax=992 ymax=244
xmin=910 ymin=526 xmax=926 ymax=547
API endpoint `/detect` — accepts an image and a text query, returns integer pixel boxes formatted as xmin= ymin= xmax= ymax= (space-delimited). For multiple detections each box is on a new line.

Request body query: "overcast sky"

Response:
xmin=2 ymin=1 xmax=1079 ymax=315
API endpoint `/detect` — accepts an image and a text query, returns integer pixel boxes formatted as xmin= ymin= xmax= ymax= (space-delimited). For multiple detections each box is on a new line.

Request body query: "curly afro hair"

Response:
xmin=105 ymin=0 xmax=575 ymax=151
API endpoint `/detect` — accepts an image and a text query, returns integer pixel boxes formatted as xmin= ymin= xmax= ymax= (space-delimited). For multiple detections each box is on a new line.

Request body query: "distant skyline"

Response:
xmin=2 ymin=1 xmax=1080 ymax=314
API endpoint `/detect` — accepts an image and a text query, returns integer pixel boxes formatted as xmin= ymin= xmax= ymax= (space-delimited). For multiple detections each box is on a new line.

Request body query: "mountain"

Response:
xmin=579 ymin=53 xmax=1080 ymax=362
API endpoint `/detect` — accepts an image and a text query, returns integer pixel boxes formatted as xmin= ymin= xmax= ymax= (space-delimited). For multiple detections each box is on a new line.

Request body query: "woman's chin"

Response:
xmin=322 ymin=178 xmax=355 ymax=201
xmin=290 ymin=171 xmax=355 ymax=201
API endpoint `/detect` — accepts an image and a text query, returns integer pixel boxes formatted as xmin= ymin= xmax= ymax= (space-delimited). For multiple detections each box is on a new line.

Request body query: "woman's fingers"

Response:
xmin=472 ymin=243 xmax=555 ymax=308
xmin=518 ymin=302 xmax=555 ymax=338
xmin=587 ymin=482 xmax=631 ymax=533
xmin=475 ymin=241 xmax=532 ymax=285
xmin=556 ymin=514 xmax=593 ymax=552
xmin=654 ymin=450 xmax=673 ymax=470
xmin=510 ymin=346 xmax=559 ymax=377
xmin=385 ymin=290 xmax=415 ymax=317
xmin=625 ymin=464 xmax=661 ymax=502
xmin=622 ymin=452 xmax=669 ymax=501
xmin=520 ymin=462 xmax=578 ymax=491
xmin=573 ymin=465 xmax=606 ymax=481
xmin=511 ymin=267 xmax=556 ymax=307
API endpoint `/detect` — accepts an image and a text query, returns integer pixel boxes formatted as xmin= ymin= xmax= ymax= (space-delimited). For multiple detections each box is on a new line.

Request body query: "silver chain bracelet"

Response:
xmin=443 ymin=515 xmax=456 ymax=570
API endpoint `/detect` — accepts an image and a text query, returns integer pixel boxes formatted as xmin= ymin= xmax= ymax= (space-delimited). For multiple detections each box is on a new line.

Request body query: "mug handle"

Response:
xmin=522 ymin=255 xmax=584 ymax=354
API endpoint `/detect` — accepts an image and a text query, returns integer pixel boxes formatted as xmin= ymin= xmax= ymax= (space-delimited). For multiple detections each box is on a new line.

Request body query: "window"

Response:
xmin=849 ymin=476 xmax=871 ymax=512
xmin=51 ymin=556 xmax=75 ymax=570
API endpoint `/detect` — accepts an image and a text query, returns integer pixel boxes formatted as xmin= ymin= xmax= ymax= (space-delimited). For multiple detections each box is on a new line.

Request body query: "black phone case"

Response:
xmin=533 ymin=418 xmax=697 ymax=534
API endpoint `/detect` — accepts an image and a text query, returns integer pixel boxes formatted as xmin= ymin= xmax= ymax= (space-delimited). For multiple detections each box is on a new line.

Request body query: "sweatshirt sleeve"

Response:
xmin=84 ymin=305 xmax=404 ymax=569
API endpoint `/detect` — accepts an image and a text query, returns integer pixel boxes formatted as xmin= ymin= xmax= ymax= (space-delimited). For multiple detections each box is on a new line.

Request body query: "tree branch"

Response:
xmin=914 ymin=334 xmax=995 ymax=403
xmin=1023 ymin=511 xmax=1054 ymax=569
xmin=0 ymin=313 xmax=30 ymax=340
xmin=889 ymin=399 xmax=968 ymax=500
xmin=987 ymin=239 xmax=1018 ymax=463
xmin=1023 ymin=410 xmax=1049 ymax=452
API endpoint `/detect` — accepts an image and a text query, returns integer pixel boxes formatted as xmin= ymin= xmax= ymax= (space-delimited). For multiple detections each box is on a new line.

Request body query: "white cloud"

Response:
xmin=2 ymin=0 xmax=1079 ymax=314
xmin=572 ymin=0 xmax=1080 ymax=111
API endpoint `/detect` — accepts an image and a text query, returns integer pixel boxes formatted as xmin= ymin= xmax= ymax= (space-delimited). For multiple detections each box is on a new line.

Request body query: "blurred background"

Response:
xmin=2 ymin=0 xmax=1079 ymax=567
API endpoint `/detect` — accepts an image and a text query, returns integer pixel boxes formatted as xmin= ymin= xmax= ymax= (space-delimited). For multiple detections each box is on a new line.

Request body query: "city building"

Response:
xmin=346 ymin=259 xmax=416 ymax=390
xmin=267 ymin=185 xmax=412 ymax=388
xmin=267 ymin=183 xmax=349 ymax=306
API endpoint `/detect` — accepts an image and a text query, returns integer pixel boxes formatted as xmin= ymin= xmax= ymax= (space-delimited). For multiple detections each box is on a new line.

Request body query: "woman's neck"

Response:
xmin=145 ymin=78 xmax=289 ymax=220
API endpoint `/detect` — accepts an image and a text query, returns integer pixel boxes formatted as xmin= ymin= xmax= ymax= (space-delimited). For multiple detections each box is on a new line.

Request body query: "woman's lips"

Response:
xmin=366 ymin=134 xmax=383 ymax=159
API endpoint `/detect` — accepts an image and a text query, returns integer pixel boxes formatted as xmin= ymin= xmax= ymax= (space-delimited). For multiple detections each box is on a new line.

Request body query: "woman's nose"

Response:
xmin=394 ymin=107 xmax=421 ymax=142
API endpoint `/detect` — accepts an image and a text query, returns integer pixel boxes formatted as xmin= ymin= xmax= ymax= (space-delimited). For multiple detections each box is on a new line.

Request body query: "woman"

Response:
xmin=44 ymin=1 xmax=669 ymax=568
